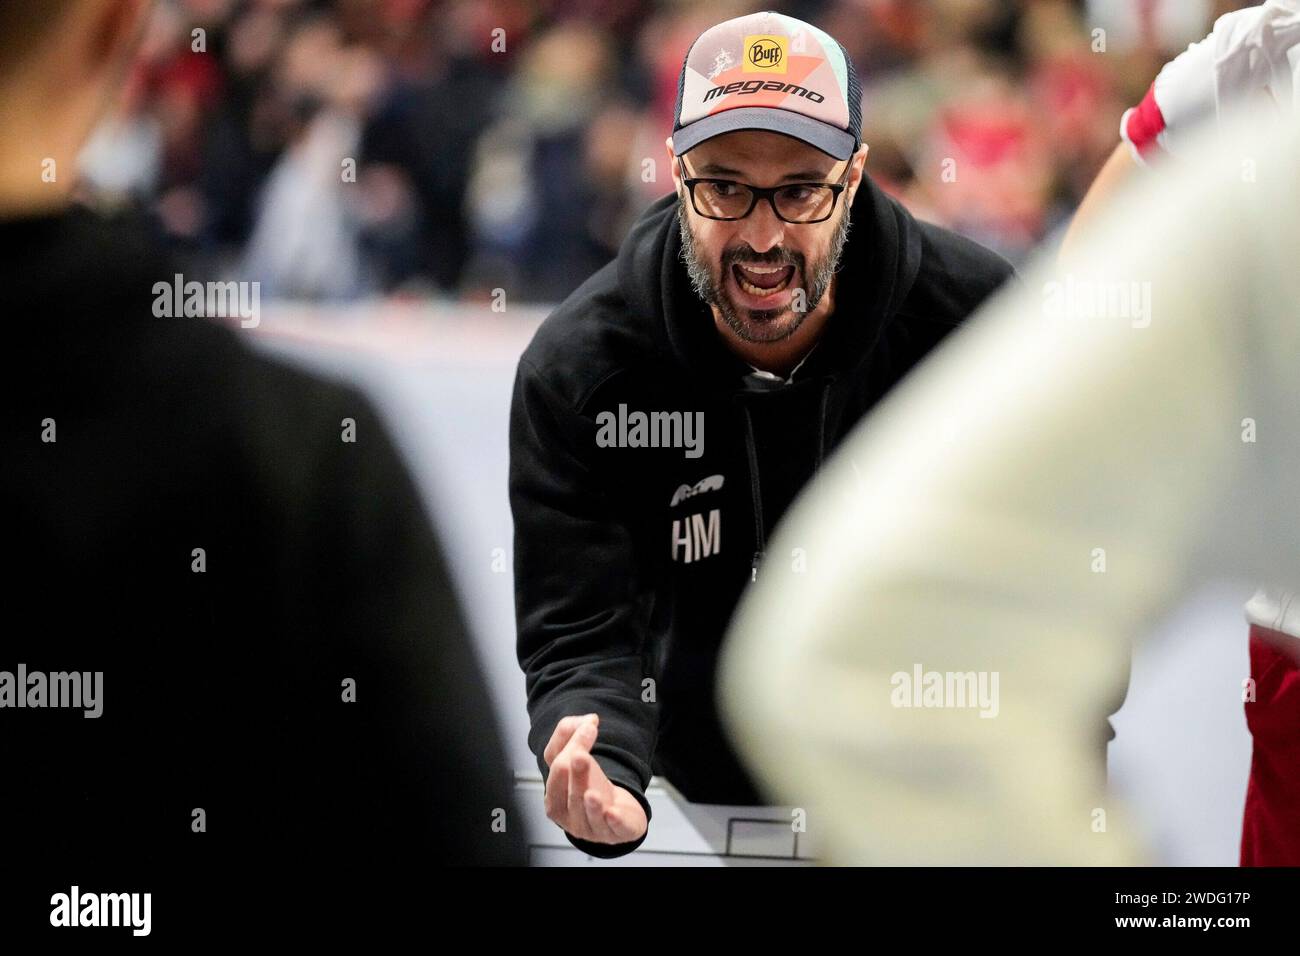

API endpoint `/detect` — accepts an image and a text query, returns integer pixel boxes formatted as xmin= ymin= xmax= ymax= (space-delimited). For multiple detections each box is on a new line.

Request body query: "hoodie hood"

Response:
xmin=615 ymin=172 xmax=924 ymax=387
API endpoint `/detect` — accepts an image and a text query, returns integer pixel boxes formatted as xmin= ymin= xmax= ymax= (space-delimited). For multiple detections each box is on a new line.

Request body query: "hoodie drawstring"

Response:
xmin=741 ymin=404 xmax=765 ymax=582
xmin=816 ymin=379 xmax=832 ymax=471
xmin=743 ymin=379 xmax=835 ymax=583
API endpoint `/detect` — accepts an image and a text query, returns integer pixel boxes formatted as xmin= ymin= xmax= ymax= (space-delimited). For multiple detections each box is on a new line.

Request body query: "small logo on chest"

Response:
xmin=672 ymin=509 xmax=721 ymax=564
xmin=670 ymin=474 xmax=724 ymax=508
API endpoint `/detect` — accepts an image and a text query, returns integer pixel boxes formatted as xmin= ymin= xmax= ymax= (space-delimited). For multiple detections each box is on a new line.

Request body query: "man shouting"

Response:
xmin=509 ymin=10 xmax=1014 ymax=858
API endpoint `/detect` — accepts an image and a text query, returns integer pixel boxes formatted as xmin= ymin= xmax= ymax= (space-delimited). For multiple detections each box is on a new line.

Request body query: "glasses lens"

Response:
xmin=774 ymin=185 xmax=835 ymax=223
xmin=693 ymin=181 xmax=754 ymax=219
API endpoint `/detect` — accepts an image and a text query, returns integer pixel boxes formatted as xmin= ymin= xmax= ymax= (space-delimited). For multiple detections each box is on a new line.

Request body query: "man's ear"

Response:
xmin=844 ymin=143 xmax=870 ymax=205
xmin=666 ymin=137 xmax=687 ymax=201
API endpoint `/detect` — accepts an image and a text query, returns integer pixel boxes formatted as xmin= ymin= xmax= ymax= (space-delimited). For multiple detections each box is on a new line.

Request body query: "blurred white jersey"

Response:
xmin=717 ymin=104 xmax=1300 ymax=865
xmin=1122 ymin=0 xmax=1300 ymax=160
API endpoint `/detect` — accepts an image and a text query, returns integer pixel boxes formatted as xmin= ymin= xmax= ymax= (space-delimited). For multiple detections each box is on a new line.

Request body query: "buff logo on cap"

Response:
xmin=743 ymin=35 xmax=788 ymax=73
xmin=672 ymin=11 xmax=862 ymax=160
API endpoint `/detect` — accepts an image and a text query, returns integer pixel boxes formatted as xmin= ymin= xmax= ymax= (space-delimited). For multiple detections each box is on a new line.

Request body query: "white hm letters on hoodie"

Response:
xmin=672 ymin=509 xmax=721 ymax=563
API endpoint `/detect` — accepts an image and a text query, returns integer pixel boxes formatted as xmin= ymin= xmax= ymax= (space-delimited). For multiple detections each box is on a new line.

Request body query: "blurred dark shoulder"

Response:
xmin=0 ymin=200 xmax=527 ymax=873
xmin=0 ymin=200 xmax=392 ymax=487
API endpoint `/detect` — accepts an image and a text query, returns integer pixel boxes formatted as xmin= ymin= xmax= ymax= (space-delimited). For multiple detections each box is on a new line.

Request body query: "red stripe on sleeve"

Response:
xmin=1122 ymin=84 xmax=1167 ymax=158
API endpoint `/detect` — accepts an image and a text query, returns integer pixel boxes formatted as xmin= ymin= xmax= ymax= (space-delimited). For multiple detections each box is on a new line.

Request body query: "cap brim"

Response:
xmin=674 ymin=107 xmax=855 ymax=160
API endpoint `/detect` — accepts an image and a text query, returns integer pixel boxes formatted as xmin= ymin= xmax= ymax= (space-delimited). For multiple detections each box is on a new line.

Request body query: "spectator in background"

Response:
xmin=69 ymin=0 xmax=1257 ymax=301
xmin=359 ymin=0 xmax=519 ymax=294
xmin=240 ymin=17 xmax=378 ymax=299
xmin=462 ymin=20 xmax=629 ymax=302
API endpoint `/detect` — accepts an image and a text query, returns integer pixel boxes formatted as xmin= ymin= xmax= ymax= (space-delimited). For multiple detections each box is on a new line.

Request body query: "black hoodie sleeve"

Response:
xmin=509 ymin=357 xmax=656 ymax=858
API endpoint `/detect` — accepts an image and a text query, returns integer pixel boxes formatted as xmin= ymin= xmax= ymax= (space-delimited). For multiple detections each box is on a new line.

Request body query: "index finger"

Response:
xmin=543 ymin=712 xmax=599 ymax=766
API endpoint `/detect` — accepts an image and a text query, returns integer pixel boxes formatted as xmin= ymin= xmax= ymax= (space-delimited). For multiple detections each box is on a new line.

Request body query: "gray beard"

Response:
xmin=677 ymin=194 xmax=852 ymax=344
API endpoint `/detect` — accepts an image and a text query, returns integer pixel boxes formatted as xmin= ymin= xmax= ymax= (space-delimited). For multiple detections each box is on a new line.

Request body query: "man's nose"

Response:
xmin=737 ymin=197 xmax=786 ymax=256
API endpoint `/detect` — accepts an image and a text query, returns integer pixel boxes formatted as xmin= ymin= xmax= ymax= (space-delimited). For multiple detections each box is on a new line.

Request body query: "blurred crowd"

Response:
xmin=76 ymin=0 xmax=1258 ymax=303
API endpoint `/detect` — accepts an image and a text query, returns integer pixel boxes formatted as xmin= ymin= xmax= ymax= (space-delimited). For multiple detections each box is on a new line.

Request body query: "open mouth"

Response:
xmin=731 ymin=263 xmax=795 ymax=298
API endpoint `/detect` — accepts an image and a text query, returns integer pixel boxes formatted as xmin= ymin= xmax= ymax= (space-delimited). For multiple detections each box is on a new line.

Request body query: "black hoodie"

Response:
xmin=0 ymin=206 xmax=525 ymax=917
xmin=509 ymin=175 xmax=1015 ymax=858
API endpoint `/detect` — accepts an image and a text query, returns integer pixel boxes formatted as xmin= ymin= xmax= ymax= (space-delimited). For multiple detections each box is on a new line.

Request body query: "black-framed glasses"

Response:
xmin=678 ymin=158 xmax=848 ymax=224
